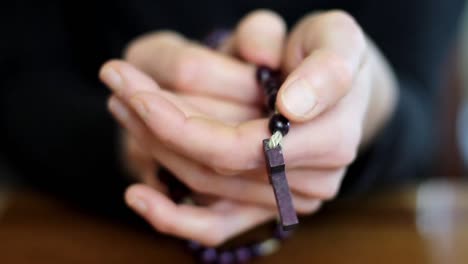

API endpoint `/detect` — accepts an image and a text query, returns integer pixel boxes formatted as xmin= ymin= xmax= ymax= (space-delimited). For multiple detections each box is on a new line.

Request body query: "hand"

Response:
xmin=116 ymin=11 xmax=328 ymax=210
xmin=100 ymin=9 xmax=397 ymax=245
xmin=104 ymin=65 xmax=277 ymax=246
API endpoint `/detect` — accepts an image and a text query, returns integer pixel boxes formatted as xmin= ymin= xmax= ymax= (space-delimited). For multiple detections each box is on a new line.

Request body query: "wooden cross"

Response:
xmin=263 ymin=139 xmax=299 ymax=230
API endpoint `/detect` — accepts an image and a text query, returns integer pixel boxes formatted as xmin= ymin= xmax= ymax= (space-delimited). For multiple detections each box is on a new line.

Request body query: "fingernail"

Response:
xmin=131 ymin=97 xmax=149 ymax=119
xmin=281 ymin=79 xmax=317 ymax=117
xmin=101 ymin=66 xmax=123 ymax=92
xmin=127 ymin=195 xmax=148 ymax=214
xmin=108 ymin=98 xmax=129 ymax=122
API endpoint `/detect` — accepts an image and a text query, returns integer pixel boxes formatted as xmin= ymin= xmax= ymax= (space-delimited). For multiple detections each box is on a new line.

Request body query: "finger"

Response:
xmin=103 ymin=62 xmax=357 ymax=171
xmin=124 ymin=31 xmax=261 ymax=105
xmin=180 ymin=94 xmax=262 ymax=124
xmin=277 ymin=10 xmax=367 ymax=122
xmin=125 ymin=184 xmax=275 ymax=246
xmin=99 ymin=61 xmax=267 ymax=172
xmin=122 ymin=132 xmax=160 ymax=186
xmin=133 ymin=90 xmax=269 ymax=173
xmin=108 ymin=95 xmax=153 ymax=142
xmin=109 ymin=90 xmax=322 ymax=212
xmin=243 ymin=168 xmax=346 ymax=201
xmin=108 ymin=98 xmax=165 ymax=191
xmin=288 ymin=168 xmax=345 ymax=200
xmin=149 ymin=134 xmax=321 ymax=214
xmin=102 ymin=60 xmax=259 ymax=124
xmin=220 ymin=9 xmax=287 ymax=68
xmin=109 ymin=90 xmax=323 ymax=213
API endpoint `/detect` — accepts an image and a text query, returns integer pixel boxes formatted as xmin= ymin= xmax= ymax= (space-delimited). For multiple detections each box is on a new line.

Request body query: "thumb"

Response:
xmin=276 ymin=11 xmax=366 ymax=122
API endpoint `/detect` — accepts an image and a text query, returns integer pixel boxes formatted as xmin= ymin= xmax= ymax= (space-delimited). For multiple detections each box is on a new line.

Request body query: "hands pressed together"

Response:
xmin=99 ymin=10 xmax=397 ymax=246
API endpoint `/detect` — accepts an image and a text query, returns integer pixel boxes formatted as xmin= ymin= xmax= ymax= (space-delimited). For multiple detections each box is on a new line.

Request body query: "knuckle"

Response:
xmin=320 ymin=179 xmax=341 ymax=201
xmin=242 ymin=9 xmax=286 ymax=33
xmin=318 ymin=49 xmax=354 ymax=95
xmin=173 ymin=46 xmax=200 ymax=90
xmin=150 ymin=215 xmax=174 ymax=234
xmin=124 ymin=31 xmax=179 ymax=62
xmin=237 ymin=9 xmax=286 ymax=59
xmin=325 ymin=10 xmax=360 ymax=34
xmin=300 ymin=175 xmax=340 ymax=200
xmin=333 ymin=140 xmax=358 ymax=166
xmin=325 ymin=10 xmax=355 ymax=26
xmin=326 ymin=10 xmax=367 ymax=51
xmin=199 ymin=221 xmax=227 ymax=247
xmin=123 ymin=38 xmax=144 ymax=63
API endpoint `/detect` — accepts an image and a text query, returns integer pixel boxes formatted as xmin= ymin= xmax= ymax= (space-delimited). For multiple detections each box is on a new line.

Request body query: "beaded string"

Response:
xmin=268 ymin=131 xmax=283 ymax=149
xmin=258 ymin=66 xmax=298 ymax=230
xmin=256 ymin=66 xmax=290 ymax=146
xmin=153 ymin=30 xmax=296 ymax=264
xmin=156 ymin=66 xmax=294 ymax=264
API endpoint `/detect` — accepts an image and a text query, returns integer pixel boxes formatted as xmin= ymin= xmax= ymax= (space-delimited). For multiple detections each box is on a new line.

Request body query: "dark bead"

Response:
xmin=268 ymin=114 xmax=290 ymax=136
xmin=203 ymin=29 xmax=230 ymax=49
xmin=218 ymin=251 xmax=235 ymax=264
xmin=200 ymin=248 xmax=218 ymax=264
xmin=263 ymin=78 xmax=280 ymax=94
xmin=250 ymin=243 xmax=263 ymax=257
xmin=187 ymin=240 xmax=203 ymax=252
xmin=265 ymin=90 xmax=277 ymax=112
xmin=256 ymin=66 xmax=273 ymax=85
xmin=234 ymin=247 xmax=252 ymax=263
xmin=273 ymin=224 xmax=293 ymax=240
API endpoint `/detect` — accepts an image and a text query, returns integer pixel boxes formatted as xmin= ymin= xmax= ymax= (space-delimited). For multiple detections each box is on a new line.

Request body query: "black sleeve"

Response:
xmin=0 ymin=2 xmax=132 ymax=217
xmin=340 ymin=0 xmax=465 ymax=195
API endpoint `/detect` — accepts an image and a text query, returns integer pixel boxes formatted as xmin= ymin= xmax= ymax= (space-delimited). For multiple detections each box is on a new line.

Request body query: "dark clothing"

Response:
xmin=0 ymin=1 xmax=464 ymax=216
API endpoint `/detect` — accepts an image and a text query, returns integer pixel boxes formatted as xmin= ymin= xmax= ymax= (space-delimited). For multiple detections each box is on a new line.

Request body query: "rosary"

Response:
xmin=157 ymin=30 xmax=298 ymax=263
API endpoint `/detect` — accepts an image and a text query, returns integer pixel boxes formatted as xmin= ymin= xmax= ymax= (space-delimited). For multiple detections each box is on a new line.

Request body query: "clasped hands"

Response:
xmin=99 ymin=10 xmax=396 ymax=246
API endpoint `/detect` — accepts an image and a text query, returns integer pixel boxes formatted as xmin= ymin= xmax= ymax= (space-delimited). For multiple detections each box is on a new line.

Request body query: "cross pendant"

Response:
xmin=263 ymin=139 xmax=299 ymax=230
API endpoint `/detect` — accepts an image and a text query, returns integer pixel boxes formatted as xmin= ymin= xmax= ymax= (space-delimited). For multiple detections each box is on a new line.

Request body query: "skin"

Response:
xmin=99 ymin=9 xmax=397 ymax=246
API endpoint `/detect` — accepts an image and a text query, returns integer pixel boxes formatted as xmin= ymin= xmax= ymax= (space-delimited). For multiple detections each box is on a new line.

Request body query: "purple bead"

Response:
xmin=250 ymin=243 xmax=263 ymax=257
xmin=187 ymin=240 xmax=203 ymax=252
xmin=263 ymin=78 xmax=280 ymax=94
xmin=200 ymin=248 xmax=218 ymax=263
xmin=268 ymin=114 xmax=290 ymax=136
xmin=265 ymin=90 xmax=277 ymax=111
xmin=256 ymin=66 xmax=273 ymax=85
xmin=234 ymin=247 xmax=252 ymax=263
xmin=274 ymin=224 xmax=293 ymax=240
xmin=218 ymin=251 xmax=235 ymax=264
xmin=204 ymin=29 xmax=230 ymax=49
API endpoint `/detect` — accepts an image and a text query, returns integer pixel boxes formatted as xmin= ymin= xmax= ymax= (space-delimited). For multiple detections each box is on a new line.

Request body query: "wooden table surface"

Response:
xmin=1 ymin=180 xmax=467 ymax=264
